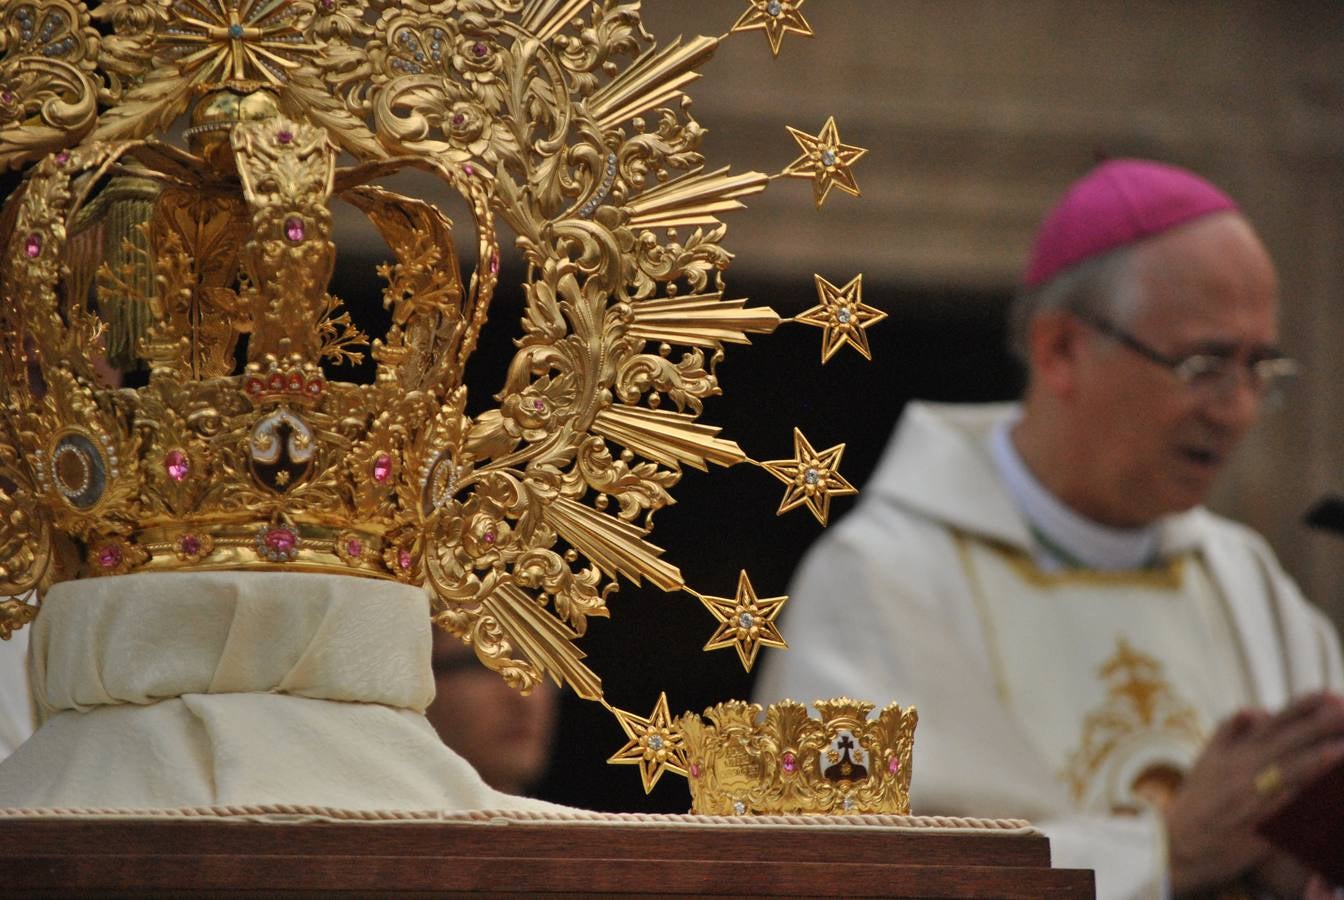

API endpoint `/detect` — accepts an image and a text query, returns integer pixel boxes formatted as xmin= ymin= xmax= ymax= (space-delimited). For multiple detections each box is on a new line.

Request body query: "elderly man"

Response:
xmin=755 ymin=159 xmax=1344 ymax=899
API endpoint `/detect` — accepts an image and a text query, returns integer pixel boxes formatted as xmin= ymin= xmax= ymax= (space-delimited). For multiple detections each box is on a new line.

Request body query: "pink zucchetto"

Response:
xmin=1023 ymin=158 xmax=1239 ymax=288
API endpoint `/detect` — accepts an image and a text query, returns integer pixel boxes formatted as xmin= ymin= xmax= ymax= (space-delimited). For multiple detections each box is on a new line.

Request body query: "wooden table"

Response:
xmin=2 ymin=810 xmax=1095 ymax=898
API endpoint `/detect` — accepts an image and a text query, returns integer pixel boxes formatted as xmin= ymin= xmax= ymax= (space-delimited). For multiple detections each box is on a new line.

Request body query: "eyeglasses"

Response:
xmin=1073 ymin=312 xmax=1298 ymax=398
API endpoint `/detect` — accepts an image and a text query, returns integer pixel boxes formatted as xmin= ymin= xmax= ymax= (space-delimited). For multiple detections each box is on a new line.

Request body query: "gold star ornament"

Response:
xmin=607 ymin=693 xmax=689 ymax=793
xmin=731 ymin=0 xmax=815 ymax=57
xmin=761 ymin=428 xmax=858 ymax=526
xmin=700 ymin=570 xmax=788 ymax=673
xmin=795 ymin=274 xmax=887 ymax=362
xmin=783 ymin=116 xmax=867 ymax=208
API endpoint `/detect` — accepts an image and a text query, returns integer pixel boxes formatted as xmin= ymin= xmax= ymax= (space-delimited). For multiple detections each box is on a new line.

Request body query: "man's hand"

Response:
xmin=1164 ymin=692 xmax=1344 ymax=897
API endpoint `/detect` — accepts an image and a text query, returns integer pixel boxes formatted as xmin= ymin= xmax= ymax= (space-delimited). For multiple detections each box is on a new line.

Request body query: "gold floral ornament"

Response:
xmin=677 ymin=699 xmax=918 ymax=815
xmin=606 ymin=692 xmax=689 ymax=793
xmin=759 ymin=428 xmax=858 ymax=526
xmin=696 ymin=570 xmax=787 ymax=673
xmin=783 ymin=116 xmax=867 ymax=208
xmin=730 ymin=0 xmax=814 ymax=58
xmin=793 ymin=273 xmax=887 ymax=363
xmin=0 ymin=1 xmax=874 ymax=787
xmin=0 ymin=1 xmax=101 ymax=170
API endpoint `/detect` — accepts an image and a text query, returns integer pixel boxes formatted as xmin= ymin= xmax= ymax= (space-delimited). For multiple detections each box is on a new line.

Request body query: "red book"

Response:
xmin=1256 ymin=759 xmax=1344 ymax=885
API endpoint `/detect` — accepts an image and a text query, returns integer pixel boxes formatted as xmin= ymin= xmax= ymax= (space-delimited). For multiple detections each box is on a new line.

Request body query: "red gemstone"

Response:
xmin=284 ymin=216 xmax=305 ymax=242
xmin=268 ymin=373 xmax=286 ymax=391
xmin=782 ymin=752 xmax=797 ymax=773
xmin=306 ymin=378 xmax=323 ymax=395
xmin=265 ymin=527 xmax=296 ymax=554
xmin=24 ymin=233 xmax=41 ymax=258
xmin=98 ymin=545 xmax=123 ymax=569
xmin=288 ymin=373 xmax=304 ymax=392
xmin=887 ymin=756 xmax=900 ymax=775
xmin=472 ymin=41 xmax=487 ymax=57
xmin=346 ymin=539 xmax=363 ymax=558
xmin=398 ymin=549 xmax=412 ymax=570
xmin=372 ymin=454 xmax=393 ymax=483
xmin=320 ymin=0 xmax=333 ymax=8
xmin=164 ymin=449 xmax=190 ymax=481
xmin=276 ymin=128 xmax=293 ymax=144
xmin=180 ymin=535 xmax=201 ymax=556
xmin=246 ymin=377 xmax=264 ymax=394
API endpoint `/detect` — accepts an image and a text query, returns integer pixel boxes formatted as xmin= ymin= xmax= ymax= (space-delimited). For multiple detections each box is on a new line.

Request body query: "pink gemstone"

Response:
xmin=472 ymin=42 xmax=487 ymax=57
xmin=463 ymin=164 xmax=475 ymax=176
xmin=24 ymin=233 xmax=41 ymax=257
xmin=689 ymin=763 xmax=700 ymax=778
xmin=482 ymin=530 xmax=496 ymax=544
xmin=98 ymin=545 xmax=123 ymax=569
xmin=1 ymin=91 xmax=13 ymax=104
xmin=451 ymin=112 xmax=465 ymax=126
xmin=398 ymin=549 xmax=412 ymax=570
xmin=888 ymin=756 xmax=900 ymax=775
xmin=284 ymin=216 xmax=305 ymax=242
xmin=782 ymin=752 xmax=797 ymax=773
xmin=489 ymin=252 xmax=499 ymax=275
xmin=276 ymin=128 xmax=293 ymax=144
xmin=320 ymin=0 xmax=333 ymax=8
xmin=180 ymin=535 xmax=201 ymax=556
xmin=55 ymin=151 xmax=70 ymax=165
xmin=265 ymin=527 xmax=296 ymax=554
xmin=532 ymin=398 xmax=545 ymax=411
xmin=372 ymin=453 xmax=393 ymax=483
xmin=346 ymin=539 xmax=363 ymax=558
xmin=164 ymin=449 xmax=190 ymax=482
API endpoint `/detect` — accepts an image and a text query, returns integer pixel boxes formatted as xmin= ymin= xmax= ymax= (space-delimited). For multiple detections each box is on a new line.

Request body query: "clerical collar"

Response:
xmin=989 ymin=419 xmax=1160 ymax=572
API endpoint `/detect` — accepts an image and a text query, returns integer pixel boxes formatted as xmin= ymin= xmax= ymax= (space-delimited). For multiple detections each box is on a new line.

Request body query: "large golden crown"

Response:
xmin=0 ymin=0 xmax=888 ymax=797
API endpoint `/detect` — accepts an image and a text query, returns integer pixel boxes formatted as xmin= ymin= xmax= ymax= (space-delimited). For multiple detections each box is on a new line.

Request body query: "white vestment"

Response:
xmin=755 ymin=402 xmax=1344 ymax=900
xmin=0 ymin=571 xmax=561 ymax=813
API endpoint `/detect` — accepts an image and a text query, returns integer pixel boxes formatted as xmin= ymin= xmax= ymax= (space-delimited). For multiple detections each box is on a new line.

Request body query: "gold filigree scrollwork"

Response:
xmin=0 ymin=1 xmax=100 ymax=170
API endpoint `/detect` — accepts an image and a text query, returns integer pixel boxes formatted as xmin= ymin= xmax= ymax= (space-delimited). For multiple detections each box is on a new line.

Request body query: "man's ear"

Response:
xmin=1026 ymin=311 xmax=1083 ymax=398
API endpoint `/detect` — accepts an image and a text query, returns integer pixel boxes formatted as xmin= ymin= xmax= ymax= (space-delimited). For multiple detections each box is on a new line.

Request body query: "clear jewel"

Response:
xmin=821 ymin=149 xmax=837 ymax=167
xmin=804 ymin=468 xmax=820 ymax=485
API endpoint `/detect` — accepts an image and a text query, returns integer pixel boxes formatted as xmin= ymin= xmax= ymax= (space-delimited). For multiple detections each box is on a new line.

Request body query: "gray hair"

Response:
xmin=1007 ymin=245 xmax=1141 ymax=364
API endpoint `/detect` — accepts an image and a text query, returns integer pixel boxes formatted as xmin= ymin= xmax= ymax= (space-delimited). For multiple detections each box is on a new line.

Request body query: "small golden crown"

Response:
xmin=676 ymin=699 xmax=918 ymax=815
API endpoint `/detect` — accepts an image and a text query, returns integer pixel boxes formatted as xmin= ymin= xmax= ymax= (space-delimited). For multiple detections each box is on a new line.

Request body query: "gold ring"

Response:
xmin=1254 ymin=763 xmax=1283 ymax=796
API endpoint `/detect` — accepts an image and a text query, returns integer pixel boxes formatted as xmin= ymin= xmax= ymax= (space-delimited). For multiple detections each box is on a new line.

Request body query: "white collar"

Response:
xmin=989 ymin=418 xmax=1159 ymax=572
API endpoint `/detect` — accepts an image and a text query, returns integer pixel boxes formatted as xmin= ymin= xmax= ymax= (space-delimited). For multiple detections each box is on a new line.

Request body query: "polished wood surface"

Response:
xmin=3 ymin=817 xmax=1094 ymax=897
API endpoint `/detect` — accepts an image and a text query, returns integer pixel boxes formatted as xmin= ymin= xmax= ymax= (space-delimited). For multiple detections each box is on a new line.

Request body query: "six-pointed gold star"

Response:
xmin=607 ymin=692 xmax=688 ymax=793
xmin=761 ymin=428 xmax=858 ymax=526
xmin=700 ymin=570 xmax=788 ymax=672
xmin=730 ymin=0 xmax=814 ymax=57
xmin=782 ymin=116 xmax=867 ymax=208
xmin=795 ymin=273 xmax=887 ymax=363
